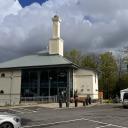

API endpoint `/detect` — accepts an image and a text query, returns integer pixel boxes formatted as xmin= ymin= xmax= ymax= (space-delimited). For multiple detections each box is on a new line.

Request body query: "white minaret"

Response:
xmin=49 ymin=15 xmax=64 ymax=56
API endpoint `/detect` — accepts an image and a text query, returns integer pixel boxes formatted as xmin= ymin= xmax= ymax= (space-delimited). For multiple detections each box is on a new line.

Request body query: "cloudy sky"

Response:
xmin=0 ymin=0 xmax=128 ymax=62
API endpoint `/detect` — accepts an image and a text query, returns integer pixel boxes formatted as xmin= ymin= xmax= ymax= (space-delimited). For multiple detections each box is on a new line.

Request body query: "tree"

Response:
xmin=114 ymin=48 xmax=128 ymax=95
xmin=65 ymin=49 xmax=82 ymax=66
xmin=65 ymin=49 xmax=98 ymax=69
xmin=81 ymin=55 xmax=97 ymax=69
xmin=65 ymin=49 xmax=121 ymax=98
xmin=99 ymin=52 xmax=118 ymax=98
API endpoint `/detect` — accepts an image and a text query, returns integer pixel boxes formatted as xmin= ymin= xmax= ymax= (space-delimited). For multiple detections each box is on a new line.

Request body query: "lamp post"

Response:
xmin=10 ymin=75 xmax=13 ymax=106
xmin=49 ymin=77 xmax=52 ymax=102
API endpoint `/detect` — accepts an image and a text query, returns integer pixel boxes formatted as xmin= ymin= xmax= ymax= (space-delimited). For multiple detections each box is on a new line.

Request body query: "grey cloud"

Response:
xmin=1 ymin=0 xmax=128 ymax=61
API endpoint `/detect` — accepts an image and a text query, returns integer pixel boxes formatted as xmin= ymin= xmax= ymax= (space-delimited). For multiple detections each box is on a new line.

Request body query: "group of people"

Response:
xmin=74 ymin=90 xmax=92 ymax=106
xmin=58 ymin=90 xmax=92 ymax=108
xmin=58 ymin=90 xmax=68 ymax=107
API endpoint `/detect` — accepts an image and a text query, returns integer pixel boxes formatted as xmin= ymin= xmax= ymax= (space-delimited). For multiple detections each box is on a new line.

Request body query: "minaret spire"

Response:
xmin=52 ymin=15 xmax=61 ymax=38
xmin=49 ymin=15 xmax=64 ymax=56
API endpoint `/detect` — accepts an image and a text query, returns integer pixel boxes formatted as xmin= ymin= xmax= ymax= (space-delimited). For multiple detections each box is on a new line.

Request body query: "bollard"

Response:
xmin=75 ymin=100 xmax=78 ymax=107
xmin=83 ymin=101 xmax=85 ymax=106
xmin=59 ymin=101 xmax=62 ymax=108
xmin=66 ymin=101 xmax=69 ymax=108
xmin=100 ymin=98 xmax=103 ymax=104
xmin=86 ymin=99 xmax=88 ymax=106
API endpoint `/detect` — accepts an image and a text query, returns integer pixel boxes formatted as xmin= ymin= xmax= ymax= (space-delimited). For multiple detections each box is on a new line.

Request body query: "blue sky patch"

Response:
xmin=18 ymin=0 xmax=47 ymax=7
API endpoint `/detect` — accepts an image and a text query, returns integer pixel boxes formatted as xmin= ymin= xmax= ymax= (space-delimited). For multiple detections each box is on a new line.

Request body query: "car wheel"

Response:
xmin=0 ymin=122 xmax=14 ymax=128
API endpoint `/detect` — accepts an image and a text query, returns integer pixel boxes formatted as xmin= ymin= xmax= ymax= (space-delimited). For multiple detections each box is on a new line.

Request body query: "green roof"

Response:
xmin=0 ymin=52 xmax=76 ymax=69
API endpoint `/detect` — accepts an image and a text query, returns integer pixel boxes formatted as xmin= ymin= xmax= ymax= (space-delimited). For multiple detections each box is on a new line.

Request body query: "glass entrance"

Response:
xmin=21 ymin=68 xmax=72 ymax=97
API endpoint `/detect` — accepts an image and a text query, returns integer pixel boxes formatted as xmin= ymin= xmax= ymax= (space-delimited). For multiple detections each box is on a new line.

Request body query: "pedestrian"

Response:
xmin=58 ymin=92 xmax=63 ymax=108
xmin=74 ymin=90 xmax=78 ymax=107
xmin=88 ymin=95 xmax=91 ymax=104
xmin=85 ymin=97 xmax=88 ymax=105
xmin=63 ymin=90 xmax=69 ymax=107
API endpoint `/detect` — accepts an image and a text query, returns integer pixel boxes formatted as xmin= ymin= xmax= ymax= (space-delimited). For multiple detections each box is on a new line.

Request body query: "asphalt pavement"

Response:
xmin=1 ymin=103 xmax=128 ymax=128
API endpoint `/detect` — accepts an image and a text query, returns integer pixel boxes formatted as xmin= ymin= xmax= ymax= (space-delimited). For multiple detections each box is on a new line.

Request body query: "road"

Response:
xmin=1 ymin=104 xmax=128 ymax=128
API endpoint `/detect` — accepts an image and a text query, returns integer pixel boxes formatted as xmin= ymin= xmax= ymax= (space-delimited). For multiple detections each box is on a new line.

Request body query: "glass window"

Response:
xmin=1 ymin=73 xmax=5 ymax=77
xmin=21 ymin=68 xmax=73 ymax=97
xmin=50 ymin=70 xmax=58 ymax=87
xmin=29 ymin=71 xmax=37 ymax=83
xmin=40 ymin=70 xmax=48 ymax=87
xmin=57 ymin=70 xmax=67 ymax=87
xmin=124 ymin=93 xmax=128 ymax=99
xmin=22 ymin=71 xmax=29 ymax=83
xmin=21 ymin=70 xmax=38 ymax=97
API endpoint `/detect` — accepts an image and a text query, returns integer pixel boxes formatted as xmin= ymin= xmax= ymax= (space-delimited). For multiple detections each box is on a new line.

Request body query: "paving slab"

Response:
xmin=0 ymin=102 xmax=98 ymax=109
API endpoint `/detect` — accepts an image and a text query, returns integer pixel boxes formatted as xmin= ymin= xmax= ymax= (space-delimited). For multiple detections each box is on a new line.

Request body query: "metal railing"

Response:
xmin=20 ymin=96 xmax=58 ymax=103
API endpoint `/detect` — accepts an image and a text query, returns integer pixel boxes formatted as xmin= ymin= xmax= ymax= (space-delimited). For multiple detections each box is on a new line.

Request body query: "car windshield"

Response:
xmin=123 ymin=93 xmax=128 ymax=99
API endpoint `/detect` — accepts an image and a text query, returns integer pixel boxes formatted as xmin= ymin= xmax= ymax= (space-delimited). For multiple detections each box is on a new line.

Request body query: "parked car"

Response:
xmin=122 ymin=93 xmax=128 ymax=108
xmin=0 ymin=113 xmax=21 ymax=128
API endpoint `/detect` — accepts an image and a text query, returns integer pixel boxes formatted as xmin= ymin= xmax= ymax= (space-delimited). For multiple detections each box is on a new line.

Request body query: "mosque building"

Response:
xmin=0 ymin=15 xmax=98 ymax=106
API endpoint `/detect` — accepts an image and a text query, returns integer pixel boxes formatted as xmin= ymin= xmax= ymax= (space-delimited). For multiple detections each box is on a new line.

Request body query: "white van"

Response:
xmin=122 ymin=93 xmax=128 ymax=108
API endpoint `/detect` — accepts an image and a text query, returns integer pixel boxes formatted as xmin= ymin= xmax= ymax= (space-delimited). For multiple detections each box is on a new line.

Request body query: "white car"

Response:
xmin=0 ymin=113 xmax=21 ymax=128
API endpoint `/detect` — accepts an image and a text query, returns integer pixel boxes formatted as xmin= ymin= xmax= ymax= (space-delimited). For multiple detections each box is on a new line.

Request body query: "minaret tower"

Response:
xmin=49 ymin=15 xmax=64 ymax=56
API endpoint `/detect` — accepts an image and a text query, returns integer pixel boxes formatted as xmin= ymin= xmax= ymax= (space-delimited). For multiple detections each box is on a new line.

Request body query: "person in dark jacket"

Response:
xmin=74 ymin=90 xmax=78 ymax=107
xmin=85 ymin=97 xmax=89 ymax=105
xmin=88 ymin=95 xmax=92 ymax=104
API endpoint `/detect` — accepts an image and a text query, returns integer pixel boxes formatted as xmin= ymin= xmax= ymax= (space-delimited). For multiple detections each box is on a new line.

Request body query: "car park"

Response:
xmin=0 ymin=113 xmax=21 ymax=128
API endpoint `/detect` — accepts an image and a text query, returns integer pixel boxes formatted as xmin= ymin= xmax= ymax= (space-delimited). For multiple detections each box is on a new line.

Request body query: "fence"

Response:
xmin=20 ymin=96 xmax=58 ymax=103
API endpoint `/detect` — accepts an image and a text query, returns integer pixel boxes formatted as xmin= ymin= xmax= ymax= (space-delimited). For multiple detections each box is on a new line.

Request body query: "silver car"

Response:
xmin=0 ymin=113 xmax=21 ymax=128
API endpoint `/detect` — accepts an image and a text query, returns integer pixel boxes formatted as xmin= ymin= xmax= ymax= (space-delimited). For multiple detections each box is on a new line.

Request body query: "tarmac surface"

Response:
xmin=0 ymin=103 xmax=128 ymax=128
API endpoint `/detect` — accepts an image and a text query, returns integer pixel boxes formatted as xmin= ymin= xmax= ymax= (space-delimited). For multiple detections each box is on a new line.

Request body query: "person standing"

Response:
xmin=74 ymin=90 xmax=78 ymax=107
